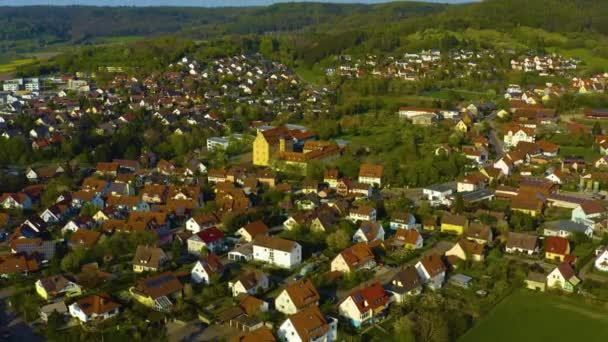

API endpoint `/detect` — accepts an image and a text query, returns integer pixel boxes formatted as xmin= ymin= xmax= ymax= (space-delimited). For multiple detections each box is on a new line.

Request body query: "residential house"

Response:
xmin=389 ymin=212 xmax=416 ymax=230
xmin=35 ymin=275 xmax=82 ymax=300
xmin=545 ymin=236 xmax=570 ymax=262
xmin=503 ymin=124 xmax=535 ymax=149
xmin=330 ymin=243 xmax=376 ymax=273
xmin=572 ymin=201 xmax=606 ymax=231
xmin=186 ymin=213 xmax=220 ymax=233
xmin=338 ymin=282 xmax=390 ymax=328
xmin=187 ymin=227 xmax=225 ymax=255
xmin=440 ymin=214 xmax=468 ymax=235
xmin=68 ymin=229 xmax=102 ymax=249
xmin=388 ymin=229 xmax=423 ymax=250
xmin=230 ymin=270 xmax=269 ymax=297
xmin=348 ymin=206 xmax=377 ymax=222
xmin=422 ymin=184 xmax=453 ymax=206
xmin=358 ymin=164 xmax=384 ymax=187
xmin=353 ymin=221 xmax=385 ymax=243
xmin=68 ymin=293 xmax=120 ymax=323
xmin=386 ymin=266 xmax=422 ymax=303
xmin=275 ymin=278 xmax=320 ymax=315
xmin=547 ymin=263 xmax=580 ymax=293
xmin=525 ymin=272 xmax=546 ymax=292
xmin=130 ymin=272 xmax=183 ymax=312
xmin=0 ymin=192 xmax=32 ymax=210
xmin=511 ymin=193 xmax=545 ymax=217
xmin=543 ymin=220 xmax=593 ymax=239
xmin=445 ymin=239 xmax=485 ymax=262
xmin=191 ymin=253 xmax=224 ymax=285
xmin=0 ymin=254 xmax=39 ymax=277
xmin=464 ymin=223 xmax=493 ymax=245
xmin=415 ymin=254 xmax=446 ymax=290
xmin=505 ymin=232 xmax=539 ymax=255
xmin=253 ymin=235 xmax=302 ymax=269
xmin=594 ymin=248 xmax=608 ymax=272
xmin=278 ymin=306 xmax=337 ymax=342
xmin=236 ymin=221 xmax=270 ymax=242
xmin=324 ymin=169 xmax=340 ymax=188
xmin=132 ymin=245 xmax=168 ymax=273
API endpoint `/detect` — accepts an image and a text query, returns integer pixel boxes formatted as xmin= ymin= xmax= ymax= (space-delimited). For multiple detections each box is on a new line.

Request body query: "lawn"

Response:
xmin=460 ymin=290 xmax=608 ymax=342
xmin=0 ymin=58 xmax=37 ymax=73
xmin=558 ymin=145 xmax=600 ymax=162
xmin=552 ymin=47 xmax=608 ymax=72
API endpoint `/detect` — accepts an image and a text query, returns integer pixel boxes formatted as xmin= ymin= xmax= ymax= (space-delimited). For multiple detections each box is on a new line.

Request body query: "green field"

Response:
xmin=558 ymin=145 xmax=601 ymax=162
xmin=0 ymin=58 xmax=36 ymax=73
xmin=460 ymin=290 xmax=608 ymax=342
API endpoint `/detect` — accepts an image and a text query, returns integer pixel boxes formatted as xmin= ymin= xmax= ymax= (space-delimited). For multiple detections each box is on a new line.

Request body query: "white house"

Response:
xmin=185 ymin=214 xmax=219 ymax=233
xmin=352 ymin=221 xmax=385 ymax=243
xmin=338 ymin=282 xmax=390 ymax=328
xmin=389 ymin=212 xmax=416 ymax=230
xmin=595 ymin=249 xmax=608 ymax=272
xmin=252 ymin=235 xmax=302 ymax=269
xmin=543 ymin=220 xmax=593 ymax=239
xmin=422 ymin=184 xmax=453 ymax=206
xmin=348 ymin=206 xmax=377 ymax=222
xmin=187 ymin=227 xmax=224 ymax=255
xmin=414 ymin=254 xmax=446 ymax=290
xmin=278 ymin=307 xmax=338 ymax=342
xmin=274 ymin=278 xmax=320 ymax=315
xmin=191 ymin=254 xmax=224 ymax=285
xmin=503 ymin=125 xmax=535 ymax=149
xmin=68 ymin=294 xmax=120 ymax=323
xmin=230 ymin=270 xmax=269 ymax=297
xmin=0 ymin=193 xmax=32 ymax=210
xmin=571 ymin=201 xmax=606 ymax=230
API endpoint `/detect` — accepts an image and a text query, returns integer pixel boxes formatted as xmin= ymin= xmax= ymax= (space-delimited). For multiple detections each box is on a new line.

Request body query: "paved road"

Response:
xmin=336 ymin=240 xmax=454 ymax=300
xmin=483 ymin=111 xmax=504 ymax=158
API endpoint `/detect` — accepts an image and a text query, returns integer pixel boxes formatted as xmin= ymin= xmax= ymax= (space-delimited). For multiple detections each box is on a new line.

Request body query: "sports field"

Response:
xmin=460 ymin=290 xmax=608 ymax=342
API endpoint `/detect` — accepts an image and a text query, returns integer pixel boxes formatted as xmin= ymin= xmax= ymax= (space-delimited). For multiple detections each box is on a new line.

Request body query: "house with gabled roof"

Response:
xmin=69 ymin=293 xmax=120 ymax=323
xmin=545 ymin=236 xmax=570 ymax=262
xmin=338 ymin=282 xmax=390 ymax=327
xmin=236 ymin=220 xmax=269 ymax=242
xmin=187 ymin=227 xmax=224 ymax=255
xmin=505 ymin=232 xmax=538 ymax=255
xmin=191 ymin=253 xmax=224 ymax=285
xmin=278 ymin=306 xmax=337 ymax=342
xmin=253 ymin=235 xmax=301 ymax=269
xmin=186 ymin=212 xmax=220 ymax=233
xmin=132 ymin=245 xmax=168 ymax=273
xmin=35 ymin=274 xmax=82 ymax=300
xmin=230 ymin=270 xmax=269 ymax=297
xmin=441 ymin=214 xmax=468 ymax=235
xmin=389 ymin=212 xmax=416 ymax=230
xmin=358 ymin=164 xmax=384 ymax=187
xmin=275 ymin=278 xmax=320 ymax=315
xmin=69 ymin=229 xmax=102 ymax=249
xmin=386 ymin=266 xmax=422 ymax=302
xmin=387 ymin=229 xmax=423 ymax=250
xmin=572 ymin=201 xmax=607 ymax=230
xmin=415 ymin=254 xmax=446 ymax=290
xmin=130 ymin=272 xmax=183 ymax=312
xmin=353 ymin=221 xmax=385 ymax=243
xmin=331 ymin=243 xmax=376 ymax=273
xmin=547 ymin=262 xmax=580 ymax=293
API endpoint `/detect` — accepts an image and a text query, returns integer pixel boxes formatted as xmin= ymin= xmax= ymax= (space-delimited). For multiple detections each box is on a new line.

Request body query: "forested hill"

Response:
xmin=0 ymin=3 xmax=445 ymax=48
xmin=429 ymin=0 xmax=608 ymax=35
